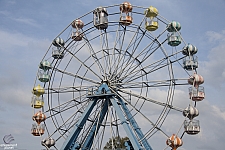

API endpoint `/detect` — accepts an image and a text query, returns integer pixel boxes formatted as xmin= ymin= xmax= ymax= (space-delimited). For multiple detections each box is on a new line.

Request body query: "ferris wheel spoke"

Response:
xmin=48 ymin=99 xmax=91 ymax=141
xmin=111 ymin=26 xmax=145 ymax=76
xmin=123 ymin=31 xmax=159 ymax=62
xmin=116 ymin=32 xmax=147 ymax=79
xmin=113 ymin=89 xmax=170 ymax=139
xmin=53 ymin=68 xmax=100 ymax=85
xmin=83 ymin=29 xmax=116 ymax=77
xmin=113 ymin=39 xmax=161 ymax=81
xmin=52 ymin=64 xmax=87 ymax=132
xmin=53 ymin=117 xmax=82 ymax=142
xmin=122 ymin=41 xmax=166 ymax=80
xmin=46 ymin=101 xmax=88 ymax=122
xmin=122 ymin=54 xmax=185 ymax=83
xmin=46 ymin=86 xmax=91 ymax=94
xmin=45 ymin=96 xmax=88 ymax=119
xmin=81 ymin=28 xmax=116 ymax=74
xmin=99 ymin=31 xmax=110 ymax=77
xmin=83 ymin=37 xmax=105 ymax=75
xmin=116 ymin=27 xmax=147 ymax=78
xmin=114 ymin=28 xmax=144 ymax=70
xmin=110 ymin=25 xmax=126 ymax=76
xmin=120 ymin=48 xmax=183 ymax=83
xmin=69 ymin=29 xmax=105 ymax=76
xmin=117 ymin=89 xmax=183 ymax=112
xmin=54 ymin=100 xmax=104 ymax=142
xmin=105 ymin=37 xmax=113 ymax=78
xmin=110 ymin=25 xmax=121 ymax=76
xmin=118 ymin=57 xmax=166 ymax=83
xmin=109 ymin=47 xmax=142 ymax=83
xmin=111 ymin=24 xmax=146 ymax=79
xmin=112 ymin=79 xmax=188 ymax=89
xmin=63 ymin=46 xmax=103 ymax=80
xmin=111 ymin=26 xmax=127 ymax=77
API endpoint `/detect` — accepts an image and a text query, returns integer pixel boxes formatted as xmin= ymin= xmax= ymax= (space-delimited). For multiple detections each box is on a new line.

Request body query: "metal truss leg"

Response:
xmin=60 ymin=99 xmax=97 ymax=150
xmin=118 ymin=97 xmax=153 ymax=150
xmin=110 ymin=97 xmax=142 ymax=150
xmin=82 ymin=100 xmax=109 ymax=149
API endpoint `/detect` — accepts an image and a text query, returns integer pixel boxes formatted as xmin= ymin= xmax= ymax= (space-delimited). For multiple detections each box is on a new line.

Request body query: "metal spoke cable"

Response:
xmin=63 ymin=45 xmax=103 ymax=80
xmin=113 ymin=18 xmax=146 ymax=78
xmin=83 ymin=37 xmax=105 ymax=75
xmin=54 ymin=68 xmax=100 ymax=85
xmin=110 ymin=87 xmax=170 ymax=139
xmin=118 ymin=89 xmax=183 ymax=112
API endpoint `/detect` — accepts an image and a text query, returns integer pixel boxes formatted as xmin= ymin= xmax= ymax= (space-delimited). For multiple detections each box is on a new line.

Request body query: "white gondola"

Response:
xmin=184 ymin=119 xmax=200 ymax=135
xmin=189 ymin=86 xmax=205 ymax=101
xmin=52 ymin=37 xmax=65 ymax=59
xmin=52 ymin=48 xmax=64 ymax=59
xmin=38 ymin=60 xmax=51 ymax=82
xmin=31 ymin=123 xmax=45 ymax=136
xmin=167 ymin=32 xmax=181 ymax=46
xmin=183 ymin=105 xmax=199 ymax=120
xmin=42 ymin=137 xmax=55 ymax=148
xmin=188 ymin=73 xmax=204 ymax=88
xmin=182 ymin=43 xmax=198 ymax=56
xmin=167 ymin=21 xmax=181 ymax=46
xmin=71 ymin=19 xmax=84 ymax=41
xmin=93 ymin=7 xmax=108 ymax=30
xmin=183 ymin=55 xmax=198 ymax=71
xmin=38 ymin=70 xmax=50 ymax=82
xmin=71 ymin=31 xmax=83 ymax=41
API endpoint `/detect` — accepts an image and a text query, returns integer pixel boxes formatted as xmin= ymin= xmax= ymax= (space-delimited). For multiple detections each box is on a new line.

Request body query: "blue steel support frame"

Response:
xmin=60 ymin=82 xmax=152 ymax=150
xmin=82 ymin=100 xmax=108 ymax=149
xmin=60 ymin=99 xmax=97 ymax=150
xmin=110 ymin=97 xmax=142 ymax=150
xmin=117 ymin=97 xmax=153 ymax=150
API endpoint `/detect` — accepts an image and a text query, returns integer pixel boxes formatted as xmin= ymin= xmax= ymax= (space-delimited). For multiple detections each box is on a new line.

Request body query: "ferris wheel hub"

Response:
xmin=86 ymin=82 xmax=115 ymax=98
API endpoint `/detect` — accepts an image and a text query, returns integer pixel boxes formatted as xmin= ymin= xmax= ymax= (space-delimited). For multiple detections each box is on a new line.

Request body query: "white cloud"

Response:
xmin=192 ymin=100 xmax=225 ymax=149
xmin=0 ymin=30 xmax=28 ymax=49
xmin=0 ymin=4 xmax=39 ymax=28
xmin=206 ymin=30 xmax=225 ymax=43
xmin=0 ymin=10 xmax=10 ymax=16
xmin=6 ymin=0 xmax=16 ymax=5
xmin=0 ymin=28 xmax=51 ymax=115
xmin=199 ymin=30 xmax=225 ymax=88
xmin=13 ymin=17 xmax=40 ymax=28
xmin=0 ymin=29 xmax=49 ymax=51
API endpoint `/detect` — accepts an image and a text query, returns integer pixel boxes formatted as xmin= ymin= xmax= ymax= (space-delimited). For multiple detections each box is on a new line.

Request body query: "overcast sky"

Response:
xmin=0 ymin=0 xmax=225 ymax=150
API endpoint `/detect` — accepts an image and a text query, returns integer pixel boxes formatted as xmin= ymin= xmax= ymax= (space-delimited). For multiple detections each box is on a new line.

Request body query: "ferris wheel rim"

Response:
xmin=30 ymin=3 xmax=202 ymax=150
xmin=46 ymin=29 xmax=180 ymax=143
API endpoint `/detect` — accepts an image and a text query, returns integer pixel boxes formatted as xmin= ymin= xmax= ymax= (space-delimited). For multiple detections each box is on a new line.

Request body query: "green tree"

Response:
xmin=104 ymin=136 xmax=129 ymax=149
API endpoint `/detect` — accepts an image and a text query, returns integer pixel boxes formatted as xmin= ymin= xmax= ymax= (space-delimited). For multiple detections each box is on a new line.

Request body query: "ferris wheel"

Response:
xmin=31 ymin=2 xmax=205 ymax=150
